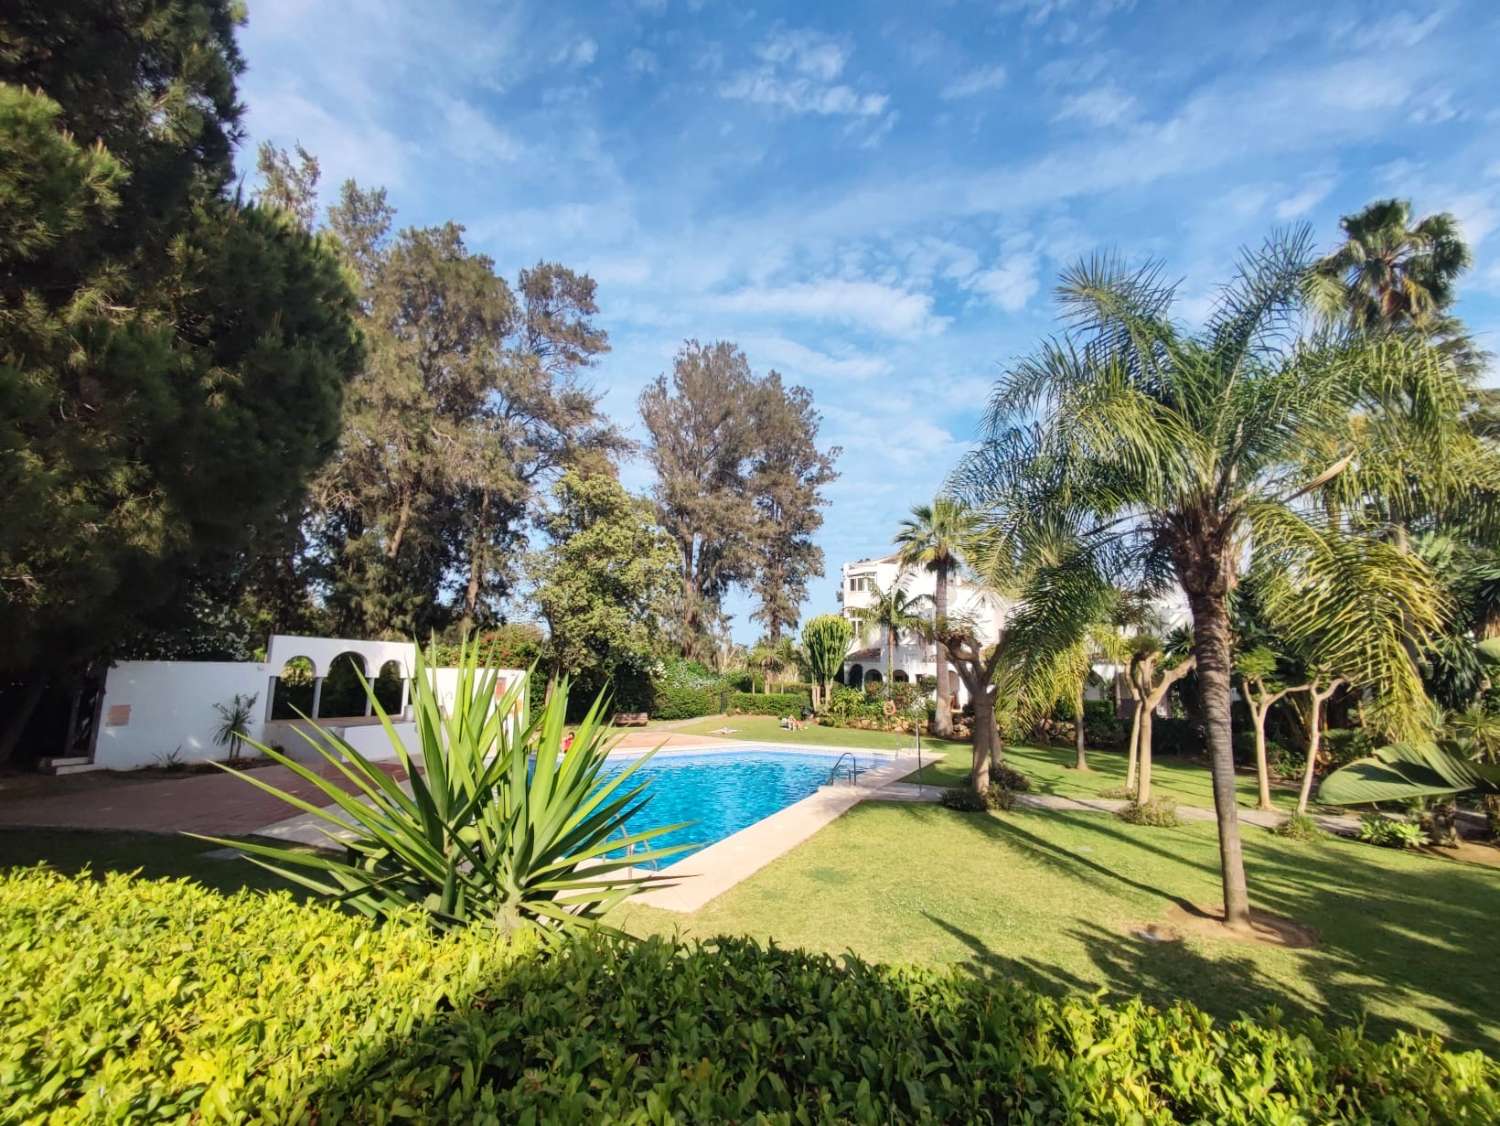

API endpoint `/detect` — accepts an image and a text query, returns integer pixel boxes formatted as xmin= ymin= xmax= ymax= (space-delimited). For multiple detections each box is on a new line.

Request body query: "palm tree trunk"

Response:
xmin=1138 ymin=704 xmax=1154 ymax=802
xmin=1073 ymin=684 xmax=1088 ymax=770
xmin=1186 ymin=589 xmax=1252 ymax=930
xmin=885 ymin=624 xmax=893 ymax=686
xmin=934 ymin=567 xmax=952 ymax=737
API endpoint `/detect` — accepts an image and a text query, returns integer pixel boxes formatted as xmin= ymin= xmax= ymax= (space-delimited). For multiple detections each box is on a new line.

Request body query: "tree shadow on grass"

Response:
xmin=915 ymin=804 xmax=1500 ymax=1052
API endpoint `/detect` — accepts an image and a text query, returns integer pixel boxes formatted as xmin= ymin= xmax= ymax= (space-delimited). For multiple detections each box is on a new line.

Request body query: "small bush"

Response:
xmin=941 ymin=783 xmax=1016 ymax=812
xmin=5 ymin=868 xmax=1497 ymax=1122
xmin=993 ymin=763 xmax=1031 ymax=792
xmin=1322 ymin=727 xmax=1375 ymax=769
xmin=650 ymin=658 xmax=726 ymax=719
xmin=1101 ymin=785 xmax=1136 ymax=800
xmin=1083 ymin=699 xmax=1125 ymax=746
xmin=1117 ymin=796 xmax=1182 ymax=828
xmin=1358 ymin=813 xmax=1425 ymax=849
xmin=1274 ymin=812 xmax=1328 ymax=842
xmin=1150 ymin=716 xmax=1202 ymax=756
xmin=728 ymin=690 xmax=811 ymax=716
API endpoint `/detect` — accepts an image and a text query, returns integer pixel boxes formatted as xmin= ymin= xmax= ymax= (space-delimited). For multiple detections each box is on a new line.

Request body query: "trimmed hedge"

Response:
xmin=5 ymin=869 xmax=1498 ymax=1122
xmin=728 ymin=690 xmax=811 ymax=716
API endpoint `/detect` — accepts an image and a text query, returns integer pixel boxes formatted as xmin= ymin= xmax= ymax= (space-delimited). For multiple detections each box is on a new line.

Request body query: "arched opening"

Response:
xmin=892 ymin=669 xmax=909 ymax=684
xmin=863 ymin=668 xmax=883 ymax=688
xmin=318 ymin=651 xmax=369 ymax=719
xmin=847 ymin=663 xmax=863 ymax=688
xmin=373 ymin=659 xmax=406 ymax=715
xmin=270 ymin=656 xmax=316 ymax=720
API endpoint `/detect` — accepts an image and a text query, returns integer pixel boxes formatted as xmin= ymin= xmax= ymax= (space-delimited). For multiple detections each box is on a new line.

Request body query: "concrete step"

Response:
xmin=39 ymin=757 xmax=102 ymax=775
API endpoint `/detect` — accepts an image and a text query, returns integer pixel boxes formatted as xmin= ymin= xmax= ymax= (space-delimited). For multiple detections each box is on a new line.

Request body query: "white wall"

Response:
xmin=91 ymin=659 xmax=527 ymax=771
xmin=92 ymin=660 xmax=269 ymax=770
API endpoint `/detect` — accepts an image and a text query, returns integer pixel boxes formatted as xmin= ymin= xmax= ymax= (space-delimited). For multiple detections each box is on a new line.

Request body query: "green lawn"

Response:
xmin=667 ymin=714 xmax=1304 ymax=811
xmin=618 ymin=802 xmax=1500 ymax=1051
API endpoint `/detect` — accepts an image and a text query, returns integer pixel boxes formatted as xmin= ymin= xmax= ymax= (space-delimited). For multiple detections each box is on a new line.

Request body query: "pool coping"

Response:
xmin=627 ymin=748 xmax=923 ymax=913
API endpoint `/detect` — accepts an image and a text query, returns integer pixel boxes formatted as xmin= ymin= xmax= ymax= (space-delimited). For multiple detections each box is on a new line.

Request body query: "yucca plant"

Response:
xmin=196 ymin=639 xmax=690 ymax=934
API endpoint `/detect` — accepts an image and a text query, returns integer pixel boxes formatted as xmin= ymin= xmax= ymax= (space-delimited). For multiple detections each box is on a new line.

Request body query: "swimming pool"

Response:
xmin=601 ymin=748 xmax=873 ymax=863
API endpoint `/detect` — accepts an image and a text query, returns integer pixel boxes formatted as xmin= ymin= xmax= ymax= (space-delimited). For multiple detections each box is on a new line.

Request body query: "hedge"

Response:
xmin=5 ymin=869 xmax=1497 ymax=1122
xmin=728 ymin=690 xmax=811 ymax=716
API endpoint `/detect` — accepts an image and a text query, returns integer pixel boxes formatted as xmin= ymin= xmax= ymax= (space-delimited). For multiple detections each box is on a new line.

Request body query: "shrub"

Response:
xmin=1274 ymin=812 xmax=1328 ymax=842
xmin=650 ymin=658 xmax=726 ymax=719
xmin=5 ymin=868 xmax=1497 ymax=1123
xmin=1083 ymin=699 xmax=1124 ymax=746
xmin=993 ymin=763 xmax=1031 ymax=793
xmin=203 ymin=641 xmax=683 ymax=932
xmin=1117 ymin=796 xmax=1182 ymax=828
xmin=941 ymin=783 xmax=1016 ymax=812
xmin=1322 ymin=727 xmax=1376 ymax=769
xmin=1151 ymin=716 xmax=1202 ymax=756
xmin=728 ymin=690 xmax=812 ymax=716
xmin=1358 ymin=813 xmax=1425 ymax=849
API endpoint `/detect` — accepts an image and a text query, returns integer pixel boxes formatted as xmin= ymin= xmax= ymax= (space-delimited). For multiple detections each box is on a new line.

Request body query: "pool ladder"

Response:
xmin=825 ymin=752 xmax=860 ymax=787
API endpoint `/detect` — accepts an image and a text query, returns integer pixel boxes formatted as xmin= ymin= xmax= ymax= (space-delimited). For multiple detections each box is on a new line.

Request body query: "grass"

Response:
xmin=666 ymin=714 xmax=1306 ymax=811
xmin=618 ymin=802 xmax=1500 ymax=1051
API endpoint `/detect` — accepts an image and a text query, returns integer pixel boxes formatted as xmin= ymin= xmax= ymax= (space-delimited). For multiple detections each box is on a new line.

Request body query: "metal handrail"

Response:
xmin=825 ymin=751 xmax=860 ymax=786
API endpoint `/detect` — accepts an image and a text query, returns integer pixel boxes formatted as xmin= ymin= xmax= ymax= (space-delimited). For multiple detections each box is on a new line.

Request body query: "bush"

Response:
xmin=6 ymin=868 xmax=1497 ymax=1123
xmin=1359 ymin=813 xmax=1425 ymax=849
xmin=1274 ymin=812 xmax=1328 ymax=842
xmin=1150 ymin=716 xmax=1202 ymax=756
xmin=1117 ymin=796 xmax=1182 ymax=828
xmin=728 ymin=690 xmax=811 ymax=716
xmin=650 ymin=658 xmax=725 ymax=719
xmin=941 ymin=783 xmax=1016 ymax=812
xmin=1322 ymin=727 xmax=1375 ymax=769
xmin=1083 ymin=699 xmax=1124 ymax=746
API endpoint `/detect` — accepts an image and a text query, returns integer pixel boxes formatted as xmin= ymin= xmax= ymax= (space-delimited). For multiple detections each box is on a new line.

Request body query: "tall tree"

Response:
xmin=530 ymin=470 xmax=677 ymax=703
xmin=0 ymin=3 xmax=362 ymax=758
xmin=958 ymin=232 xmax=1466 ymax=930
xmin=255 ymin=142 xmax=320 ymax=230
xmin=802 ymin=613 xmax=853 ymax=710
xmin=749 ymin=373 xmax=839 ymax=641
xmin=311 ymin=186 xmax=619 ymax=637
xmin=896 ymin=497 xmax=976 ymax=737
xmin=640 ymin=341 xmax=837 ymax=656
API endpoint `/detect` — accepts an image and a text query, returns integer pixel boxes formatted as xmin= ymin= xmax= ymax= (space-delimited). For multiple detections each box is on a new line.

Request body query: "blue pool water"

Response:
xmin=599 ymin=749 xmax=871 ymax=863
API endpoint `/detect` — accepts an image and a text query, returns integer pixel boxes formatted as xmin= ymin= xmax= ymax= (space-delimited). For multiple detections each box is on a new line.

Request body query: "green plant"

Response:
xmin=1320 ymin=739 xmax=1500 ymax=806
xmin=940 ymin=783 xmax=1016 ymax=812
xmin=6 ymin=867 xmax=1497 ymax=1122
xmin=801 ymin=614 xmax=854 ymax=711
xmin=211 ymin=693 xmax=258 ymax=762
xmin=199 ymin=639 xmax=687 ymax=932
xmin=992 ymin=763 xmax=1031 ymax=793
xmin=153 ymin=746 xmax=185 ymax=772
xmin=1117 ymin=796 xmax=1182 ymax=828
xmin=650 ymin=658 xmax=724 ymax=719
xmin=1356 ymin=813 xmax=1425 ymax=849
xmin=728 ymin=690 xmax=811 ymax=717
xmin=1274 ymin=812 xmax=1328 ymax=842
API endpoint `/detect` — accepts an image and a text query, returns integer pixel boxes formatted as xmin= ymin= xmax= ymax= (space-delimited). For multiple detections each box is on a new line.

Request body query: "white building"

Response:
xmin=836 ymin=552 xmax=1192 ymax=707
xmin=838 ymin=553 xmax=1007 ymax=705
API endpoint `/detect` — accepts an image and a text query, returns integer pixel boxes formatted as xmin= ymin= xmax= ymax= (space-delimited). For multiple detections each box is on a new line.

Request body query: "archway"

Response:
xmin=847 ymin=663 xmax=863 ymax=688
xmin=318 ymin=651 xmax=369 ymax=719
xmin=373 ymin=659 xmax=406 ymax=715
xmin=892 ymin=669 xmax=909 ymax=684
xmin=863 ymin=668 xmax=883 ymax=688
xmin=270 ymin=656 xmax=316 ymax=720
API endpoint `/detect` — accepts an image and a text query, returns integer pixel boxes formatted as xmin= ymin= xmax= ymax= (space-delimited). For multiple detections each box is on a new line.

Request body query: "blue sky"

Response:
xmin=238 ymin=0 xmax=1500 ymax=641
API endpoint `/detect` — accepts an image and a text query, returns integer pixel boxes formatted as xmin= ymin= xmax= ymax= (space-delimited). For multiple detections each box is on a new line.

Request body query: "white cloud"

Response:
xmin=627 ymin=47 xmax=658 ymax=75
xmin=941 ymin=65 xmax=1007 ymax=100
xmin=1053 ymin=85 xmax=1136 ymax=126
xmin=721 ymin=71 xmax=888 ymax=117
xmin=1445 ymin=192 xmax=1499 ymax=248
xmin=1274 ymin=176 xmax=1336 ymax=219
xmin=741 ymin=336 xmax=893 ymax=381
xmin=1346 ymin=9 xmax=1445 ymax=50
xmin=555 ymin=38 xmax=598 ymax=68
xmin=757 ymin=28 xmax=849 ymax=81
xmin=722 ymin=27 xmax=887 ymax=117
xmin=967 ymin=252 xmax=1040 ymax=312
xmin=438 ymin=96 xmax=522 ymax=163
xmin=709 ymin=279 xmax=947 ymax=338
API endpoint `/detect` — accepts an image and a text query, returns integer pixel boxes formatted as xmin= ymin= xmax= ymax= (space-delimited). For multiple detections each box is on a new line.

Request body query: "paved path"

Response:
xmin=0 ymin=761 xmax=405 ymax=836
xmin=873 ymin=782 xmax=1364 ymax=834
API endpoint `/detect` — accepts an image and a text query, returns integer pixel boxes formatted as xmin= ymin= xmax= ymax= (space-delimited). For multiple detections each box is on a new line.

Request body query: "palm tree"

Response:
xmin=851 ymin=573 xmax=929 ymax=688
xmin=895 ymin=498 xmax=976 ymax=737
xmin=1306 ymin=199 xmax=1471 ymax=333
xmin=957 ymin=231 xmax=1467 ymax=930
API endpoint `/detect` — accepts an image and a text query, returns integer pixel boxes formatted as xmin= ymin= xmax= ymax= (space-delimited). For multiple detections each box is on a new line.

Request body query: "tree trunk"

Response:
xmin=1072 ymin=684 xmax=1088 ymax=770
xmin=387 ymin=485 xmax=413 ymax=559
xmin=1248 ymin=691 xmax=1275 ymax=812
xmin=1125 ymin=695 xmax=1142 ymax=793
xmin=0 ymin=678 xmax=47 ymax=766
xmin=1138 ymin=704 xmax=1154 ymax=802
xmin=1296 ymin=680 xmax=1339 ymax=815
xmin=885 ymin=624 xmax=894 ymax=686
xmin=1186 ymin=589 xmax=1252 ymax=930
xmin=933 ymin=567 xmax=952 ymax=738
xmin=970 ymin=688 xmax=996 ymax=792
